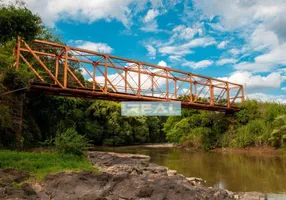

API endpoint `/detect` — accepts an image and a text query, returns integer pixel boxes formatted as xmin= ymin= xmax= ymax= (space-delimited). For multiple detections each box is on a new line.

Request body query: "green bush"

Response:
xmin=166 ymin=118 xmax=190 ymax=143
xmin=232 ymin=120 xmax=270 ymax=148
xmin=269 ymin=115 xmax=286 ymax=148
xmin=55 ymin=128 xmax=89 ymax=156
xmin=180 ymin=127 xmax=212 ymax=150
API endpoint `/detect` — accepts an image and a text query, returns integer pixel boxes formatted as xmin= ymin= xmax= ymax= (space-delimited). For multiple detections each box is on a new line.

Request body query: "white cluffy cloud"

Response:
xmin=194 ymin=0 xmax=286 ymax=73
xmin=183 ymin=60 xmax=214 ymax=69
xmin=72 ymin=40 xmax=113 ymax=53
xmin=218 ymin=71 xmax=282 ymax=90
xmin=145 ymin=44 xmax=156 ymax=59
xmin=194 ymin=0 xmax=286 ymax=32
xmin=141 ymin=9 xmax=163 ymax=32
xmin=247 ymin=93 xmax=286 ymax=104
xmin=171 ymin=25 xmax=203 ymax=40
xmin=144 ymin=9 xmax=160 ymax=23
xmin=158 ymin=37 xmax=216 ymax=56
xmin=5 ymin=0 xmax=161 ymax=27
xmin=216 ymin=58 xmax=237 ymax=66
xmin=217 ymin=40 xmax=229 ymax=49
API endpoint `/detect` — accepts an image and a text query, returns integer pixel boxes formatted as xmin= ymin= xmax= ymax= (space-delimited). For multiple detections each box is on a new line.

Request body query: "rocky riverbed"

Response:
xmin=0 ymin=151 xmax=267 ymax=200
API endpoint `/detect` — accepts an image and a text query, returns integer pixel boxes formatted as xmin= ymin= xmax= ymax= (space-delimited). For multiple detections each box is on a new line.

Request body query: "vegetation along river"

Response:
xmin=94 ymin=146 xmax=286 ymax=199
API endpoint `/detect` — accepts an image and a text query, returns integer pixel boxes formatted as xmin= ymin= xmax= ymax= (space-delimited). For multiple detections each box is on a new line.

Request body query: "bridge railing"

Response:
xmin=14 ymin=38 xmax=244 ymax=111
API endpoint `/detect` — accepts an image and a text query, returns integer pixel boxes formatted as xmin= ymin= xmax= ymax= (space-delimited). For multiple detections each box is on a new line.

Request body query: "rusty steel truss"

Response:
xmin=14 ymin=37 xmax=244 ymax=112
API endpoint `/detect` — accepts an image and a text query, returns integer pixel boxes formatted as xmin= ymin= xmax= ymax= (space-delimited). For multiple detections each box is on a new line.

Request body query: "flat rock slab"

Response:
xmin=0 ymin=151 xmax=267 ymax=200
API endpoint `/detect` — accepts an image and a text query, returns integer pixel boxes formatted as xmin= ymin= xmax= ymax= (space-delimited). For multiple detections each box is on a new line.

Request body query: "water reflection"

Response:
xmin=93 ymin=146 xmax=286 ymax=196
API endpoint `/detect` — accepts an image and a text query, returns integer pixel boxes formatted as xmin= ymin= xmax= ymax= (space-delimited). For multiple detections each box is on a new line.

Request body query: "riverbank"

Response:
xmin=212 ymin=146 xmax=286 ymax=156
xmin=0 ymin=150 xmax=267 ymax=199
xmin=116 ymin=143 xmax=286 ymax=156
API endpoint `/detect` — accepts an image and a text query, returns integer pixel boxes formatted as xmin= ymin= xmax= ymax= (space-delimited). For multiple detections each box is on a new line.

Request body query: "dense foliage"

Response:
xmin=24 ymin=96 xmax=166 ymax=147
xmin=0 ymin=2 xmax=41 ymax=44
xmin=164 ymin=100 xmax=286 ymax=150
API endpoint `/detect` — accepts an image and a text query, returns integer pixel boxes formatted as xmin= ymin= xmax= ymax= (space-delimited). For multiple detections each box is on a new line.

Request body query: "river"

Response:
xmin=94 ymin=146 xmax=286 ymax=199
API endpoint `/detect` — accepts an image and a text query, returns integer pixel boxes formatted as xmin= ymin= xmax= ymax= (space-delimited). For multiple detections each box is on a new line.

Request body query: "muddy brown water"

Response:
xmin=93 ymin=146 xmax=286 ymax=199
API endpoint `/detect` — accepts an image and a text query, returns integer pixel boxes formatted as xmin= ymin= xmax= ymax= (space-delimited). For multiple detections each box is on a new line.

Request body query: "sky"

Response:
xmin=4 ymin=0 xmax=286 ymax=103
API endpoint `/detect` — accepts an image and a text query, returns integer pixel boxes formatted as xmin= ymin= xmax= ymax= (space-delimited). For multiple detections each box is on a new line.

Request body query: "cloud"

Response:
xmin=158 ymin=37 xmax=216 ymax=56
xmin=141 ymin=9 xmax=164 ymax=32
xmin=168 ymin=55 xmax=182 ymax=62
xmin=79 ymin=67 xmax=90 ymax=78
xmin=228 ymin=48 xmax=241 ymax=56
xmin=250 ymin=26 xmax=279 ymax=51
xmin=216 ymin=58 xmax=237 ymax=66
xmin=72 ymin=40 xmax=113 ymax=53
xmin=217 ymin=40 xmax=228 ymax=49
xmin=218 ymin=71 xmax=282 ymax=90
xmin=145 ymin=45 xmax=156 ymax=59
xmin=183 ymin=60 xmax=214 ymax=69
xmin=144 ymin=9 xmax=160 ymax=23
xmin=193 ymin=0 xmax=286 ymax=73
xmin=247 ymin=93 xmax=286 ymax=104
xmin=171 ymin=25 xmax=202 ymax=40
xmin=194 ymin=0 xmax=286 ymax=33
xmin=6 ymin=0 xmax=161 ymax=27
xmin=157 ymin=60 xmax=167 ymax=67
xmin=234 ymin=43 xmax=286 ymax=72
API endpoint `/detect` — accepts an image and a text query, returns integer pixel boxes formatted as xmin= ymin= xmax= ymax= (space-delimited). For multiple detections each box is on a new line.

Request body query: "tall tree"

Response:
xmin=0 ymin=1 xmax=42 ymax=149
xmin=0 ymin=1 xmax=41 ymax=44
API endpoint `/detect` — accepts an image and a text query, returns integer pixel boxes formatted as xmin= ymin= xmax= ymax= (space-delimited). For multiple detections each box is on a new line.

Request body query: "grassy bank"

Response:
xmin=0 ymin=151 xmax=97 ymax=180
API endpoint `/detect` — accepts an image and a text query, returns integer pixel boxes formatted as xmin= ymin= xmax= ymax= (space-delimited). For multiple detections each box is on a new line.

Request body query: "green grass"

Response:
xmin=0 ymin=151 xmax=97 ymax=181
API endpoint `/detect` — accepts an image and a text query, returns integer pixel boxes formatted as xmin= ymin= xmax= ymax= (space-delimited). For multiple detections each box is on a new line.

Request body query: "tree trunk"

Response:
xmin=11 ymin=91 xmax=25 ymax=149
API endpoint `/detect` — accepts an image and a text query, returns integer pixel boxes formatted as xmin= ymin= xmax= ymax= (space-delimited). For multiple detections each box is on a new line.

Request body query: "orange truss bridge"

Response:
xmin=14 ymin=38 xmax=244 ymax=113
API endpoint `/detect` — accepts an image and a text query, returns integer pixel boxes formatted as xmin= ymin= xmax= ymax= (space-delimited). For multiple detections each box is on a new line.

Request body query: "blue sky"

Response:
xmin=7 ymin=0 xmax=286 ymax=102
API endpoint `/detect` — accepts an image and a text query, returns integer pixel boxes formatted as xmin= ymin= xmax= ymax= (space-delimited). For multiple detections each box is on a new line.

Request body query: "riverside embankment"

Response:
xmin=0 ymin=151 xmax=267 ymax=199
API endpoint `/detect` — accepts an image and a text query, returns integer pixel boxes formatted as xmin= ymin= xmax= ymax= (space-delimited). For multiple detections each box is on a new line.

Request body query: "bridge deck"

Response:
xmin=15 ymin=38 xmax=244 ymax=113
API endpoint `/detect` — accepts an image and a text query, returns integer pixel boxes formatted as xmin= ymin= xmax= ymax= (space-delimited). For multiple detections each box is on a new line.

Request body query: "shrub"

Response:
xmin=180 ymin=127 xmax=212 ymax=150
xmin=55 ymin=128 xmax=89 ymax=156
xmin=166 ymin=118 xmax=190 ymax=143
xmin=233 ymin=120 xmax=270 ymax=148
xmin=269 ymin=115 xmax=286 ymax=148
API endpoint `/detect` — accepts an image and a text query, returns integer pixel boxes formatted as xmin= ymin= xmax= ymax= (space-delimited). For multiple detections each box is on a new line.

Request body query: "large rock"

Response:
xmin=0 ymin=152 xmax=267 ymax=200
xmin=0 ymin=168 xmax=38 ymax=199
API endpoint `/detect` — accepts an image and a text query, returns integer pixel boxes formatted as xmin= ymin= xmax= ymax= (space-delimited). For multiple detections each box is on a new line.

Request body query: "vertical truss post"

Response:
xmin=174 ymin=79 xmax=177 ymax=99
xmin=152 ymin=75 xmax=154 ymax=97
xmin=55 ymin=56 xmax=59 ymax=85
xmin=124 ymin=69 xmax=127 ymax=93
xmin=104 ymin=55 xmax=108 ymax=93
xmin=92 ymin=63 xmax=97 ymax=90
xmin=63 ymin=47 xmax=68 ymax=88
xmin=15 ymin=36 xmax=21 ymax=70
xmin=194 ymin=83 xmax=197 ymax=102
xmin=189 ymin=74 xmax=193 ymax=103
xmin=138 ymin=63 xmax=141 ymax=96
xmin=166 ymin=69 xmax=169 ymax=99
xmin=241 ymin=86 xmax=245 ymax=104
xmin=210 ymin=80 xmax=214 ymax=106
xmin=226 ymin=83 xmax=230 ymax=108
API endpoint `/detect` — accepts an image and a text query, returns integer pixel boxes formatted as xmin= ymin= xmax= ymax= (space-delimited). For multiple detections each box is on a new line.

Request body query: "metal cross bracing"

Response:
xmin=14 ymin=37 xmax=244 ymax=113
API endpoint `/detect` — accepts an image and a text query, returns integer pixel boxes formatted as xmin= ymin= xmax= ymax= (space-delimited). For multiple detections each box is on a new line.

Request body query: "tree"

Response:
xmin=0 ymin=2 xmax=42 ymax=44
xmin=269 ymin=115 xmax=286 ymax=148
